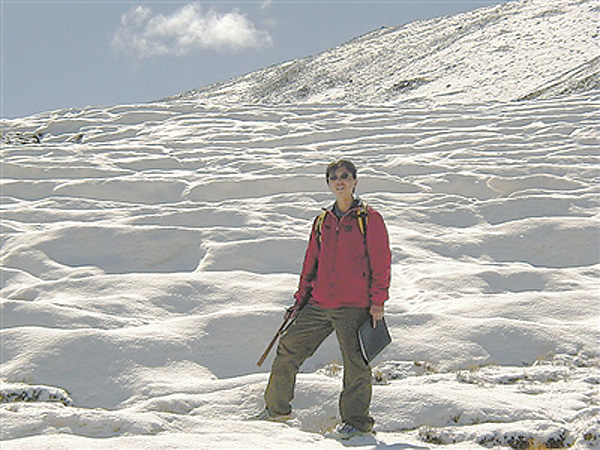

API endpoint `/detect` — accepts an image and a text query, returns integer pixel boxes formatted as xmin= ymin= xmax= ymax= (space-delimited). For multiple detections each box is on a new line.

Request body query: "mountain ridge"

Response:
xmin=173 ymin=0 xmax=599 ymax=105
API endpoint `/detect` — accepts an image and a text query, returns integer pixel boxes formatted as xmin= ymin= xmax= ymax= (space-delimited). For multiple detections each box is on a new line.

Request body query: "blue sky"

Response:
xmin=2 ymin=0 xmax=507 ymax=118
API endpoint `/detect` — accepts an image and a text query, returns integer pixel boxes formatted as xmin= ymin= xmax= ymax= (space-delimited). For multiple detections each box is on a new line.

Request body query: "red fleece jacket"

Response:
xmin=294 ymin=203 xmax=391 ymax=309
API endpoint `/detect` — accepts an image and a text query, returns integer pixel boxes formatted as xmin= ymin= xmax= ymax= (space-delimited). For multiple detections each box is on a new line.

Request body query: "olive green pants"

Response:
xmin=264 ymin=305 xmax=374 ymax=432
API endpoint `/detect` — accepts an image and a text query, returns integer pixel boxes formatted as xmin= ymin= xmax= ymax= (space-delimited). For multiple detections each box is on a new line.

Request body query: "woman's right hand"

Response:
xmin=285 ymin=305 xmax=299 ymax=321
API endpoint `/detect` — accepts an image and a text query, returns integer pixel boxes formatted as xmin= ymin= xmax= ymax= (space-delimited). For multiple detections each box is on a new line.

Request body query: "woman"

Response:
xmin=259 ymin=159 xmax=392 ymax=438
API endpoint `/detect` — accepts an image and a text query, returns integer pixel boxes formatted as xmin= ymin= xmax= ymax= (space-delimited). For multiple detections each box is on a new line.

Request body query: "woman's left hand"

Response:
xmin=370 ymin=304 xmax=384 ymax=327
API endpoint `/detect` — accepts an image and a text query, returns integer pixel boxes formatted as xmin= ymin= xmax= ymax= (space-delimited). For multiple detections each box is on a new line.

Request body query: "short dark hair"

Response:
xmin=326 ymin=159 xmax=357 ymax=182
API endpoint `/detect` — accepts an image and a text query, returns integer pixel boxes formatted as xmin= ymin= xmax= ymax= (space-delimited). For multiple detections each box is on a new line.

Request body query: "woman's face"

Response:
xmin=328 ymin=167 xmax=357 ymax=199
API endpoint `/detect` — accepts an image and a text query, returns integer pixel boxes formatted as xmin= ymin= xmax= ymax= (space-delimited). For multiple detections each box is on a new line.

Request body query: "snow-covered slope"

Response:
xmin=521 ymin=55 xmax=600 ymax=100
xmin=1 ymin=0 xmax=599 ymax=448
xmin=175 ymin=0 xmax=600 ymax=105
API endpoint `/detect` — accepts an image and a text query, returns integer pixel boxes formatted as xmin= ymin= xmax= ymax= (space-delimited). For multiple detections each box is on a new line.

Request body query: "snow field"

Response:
xmin=1 ymin=92 xmax=599 ymax=448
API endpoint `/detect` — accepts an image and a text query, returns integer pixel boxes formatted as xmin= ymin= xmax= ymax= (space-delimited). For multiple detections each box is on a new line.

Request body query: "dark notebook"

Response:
xmin=358 ymin=317 xmax=392 ymax=364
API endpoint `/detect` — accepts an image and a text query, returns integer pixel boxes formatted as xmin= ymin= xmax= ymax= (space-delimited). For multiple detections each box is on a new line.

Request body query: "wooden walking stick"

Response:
xmin=257 ymin=315 xmax=292 ymax=367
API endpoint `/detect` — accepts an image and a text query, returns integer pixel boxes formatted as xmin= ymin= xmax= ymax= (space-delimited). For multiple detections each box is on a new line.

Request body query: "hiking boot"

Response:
xmin=251 ymin=408 xmax=292 ymax=422
xmin=332 ymin=423 xmax=373 ymax=439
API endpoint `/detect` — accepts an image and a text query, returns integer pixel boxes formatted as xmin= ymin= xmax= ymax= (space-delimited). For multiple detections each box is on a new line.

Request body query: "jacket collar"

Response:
xmin=327 ymin=197 xmax=362 ymax=218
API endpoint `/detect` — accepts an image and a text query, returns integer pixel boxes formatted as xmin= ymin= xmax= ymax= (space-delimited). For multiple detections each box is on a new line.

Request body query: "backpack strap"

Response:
xmin=356 ymin=200 xmax=368 ymax=236
xmin=315 ymin=209 xmax=329 ymax=244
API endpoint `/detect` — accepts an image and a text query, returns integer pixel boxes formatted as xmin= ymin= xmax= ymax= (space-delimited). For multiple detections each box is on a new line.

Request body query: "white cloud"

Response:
xmin=111 ymin=4 xmax=273 ymax=58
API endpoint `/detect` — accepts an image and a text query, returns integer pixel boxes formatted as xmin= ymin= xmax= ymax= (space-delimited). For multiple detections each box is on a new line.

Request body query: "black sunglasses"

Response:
xmin=329 ymin=172 xmax=352 ymax=181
